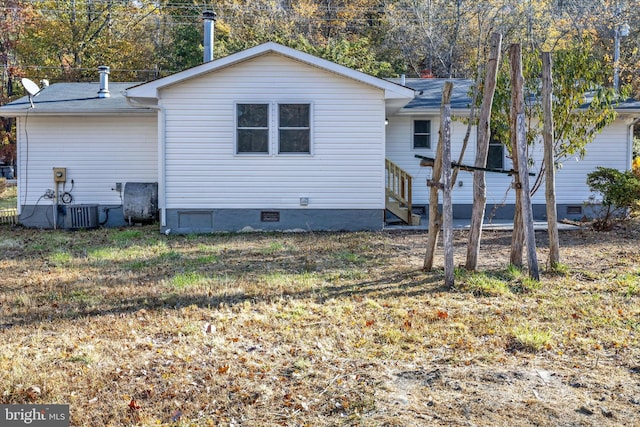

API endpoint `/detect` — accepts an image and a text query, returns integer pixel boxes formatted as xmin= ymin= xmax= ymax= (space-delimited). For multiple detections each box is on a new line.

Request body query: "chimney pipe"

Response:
xmin=98 ymin=66 xmax=110 ymax=98
xmin=203 ymin=10 xmax=217 ymax=63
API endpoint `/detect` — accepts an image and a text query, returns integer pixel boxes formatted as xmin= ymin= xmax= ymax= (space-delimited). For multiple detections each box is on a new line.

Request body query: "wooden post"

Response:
xmin=424 ymin=82 xmax=453 ymax=271
xmin=516 ymin=114 xmax=540 ymax=280
xmin=542 ymin=51 xmax=560 ymax=268
xmin=509 ymin=44 xmax=524 ymax=267
xmin=510 ymin=44 xmax=540 ymax=280
xmin=466 ymin=32 xmax=502 ymax=271
xmin=442 ymin=99 xmax=454 ymax=288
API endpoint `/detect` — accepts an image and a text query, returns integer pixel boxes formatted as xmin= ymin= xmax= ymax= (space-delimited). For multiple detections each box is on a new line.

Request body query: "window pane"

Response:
xmin=238 ymin=129 xmax=269 ymax=153
xmin=414 ymin=120 xmax=431 ymax=148
xmin=414 ymin=120 xmax=430 ymax=134
xmin=487 ymin=143 xmax=504 ymax=169
xmin=279 ymin=130 xmax=310 ymax=153
xmin=238 ymin=104 xmax=268 ymax=127
xmin=414 ymin=135 xmax=430 ymax=149
xmin=279 ymin=104 xmax=309 ymax=127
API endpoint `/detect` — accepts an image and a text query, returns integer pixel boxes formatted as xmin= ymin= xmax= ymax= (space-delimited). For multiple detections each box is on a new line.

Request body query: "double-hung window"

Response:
xmin=487 ymin=137 xmax=505 ymax=170
xmin=413 ymin=120 xmax=431 ymax=149
xmin=237 ymin=103 xmax=269 ymax=154
xmin=236 ymin=103 xmax=311 ymax=155
xmin=279 ymin=104 xmax=310 ymax=154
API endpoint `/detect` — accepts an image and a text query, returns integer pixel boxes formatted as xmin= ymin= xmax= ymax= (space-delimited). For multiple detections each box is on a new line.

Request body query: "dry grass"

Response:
xmin=0 ymin=221 xmax=639 ymax=426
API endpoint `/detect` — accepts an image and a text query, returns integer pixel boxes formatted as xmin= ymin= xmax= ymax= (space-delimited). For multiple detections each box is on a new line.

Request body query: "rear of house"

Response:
xmin=0 ymin=43 xmax=414 ymax=232
xmin=1 ymin=43 xmax=637 ymax=232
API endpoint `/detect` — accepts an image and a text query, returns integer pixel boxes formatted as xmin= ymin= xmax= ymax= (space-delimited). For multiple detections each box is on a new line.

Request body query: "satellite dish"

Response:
xmin=21 ymin=78 xmax=43 ymax=109
xmin=22 ymin=78 xmax=41 ymax=96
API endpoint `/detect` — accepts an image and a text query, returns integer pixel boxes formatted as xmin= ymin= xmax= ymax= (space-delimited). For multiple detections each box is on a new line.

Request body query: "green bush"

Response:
xmin=586 ymin=167 xmax=640 ymax=230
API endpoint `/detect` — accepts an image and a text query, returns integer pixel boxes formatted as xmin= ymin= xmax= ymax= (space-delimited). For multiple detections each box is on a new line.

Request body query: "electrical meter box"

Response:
xmin=53 ymin=167 xmax=67 ymax=183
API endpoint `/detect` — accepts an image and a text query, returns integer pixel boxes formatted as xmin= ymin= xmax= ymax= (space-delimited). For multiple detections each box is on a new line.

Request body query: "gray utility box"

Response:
xmin=123 ymin=182 xmax=158 ymax=223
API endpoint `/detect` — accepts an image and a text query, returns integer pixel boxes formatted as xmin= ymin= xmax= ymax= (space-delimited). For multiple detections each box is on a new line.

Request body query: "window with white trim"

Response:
xmin=279 ymin=104 xmax=310 ymax=154
xmin=237 ymin=103 xmax=269 ymax=154
xmin=413 ymin=120 xmax=431 ymax=149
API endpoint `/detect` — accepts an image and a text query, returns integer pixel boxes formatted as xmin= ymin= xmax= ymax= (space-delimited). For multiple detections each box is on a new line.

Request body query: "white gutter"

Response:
xmin=629 ymin=117 xmax=640 ymax=168
xmin=126 ymin=95 xmax=166 ymax=227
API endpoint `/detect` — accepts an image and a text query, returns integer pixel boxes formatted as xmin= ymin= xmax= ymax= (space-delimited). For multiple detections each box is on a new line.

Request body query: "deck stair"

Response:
xmin=385 ymin=159 xmax=421 ymax=226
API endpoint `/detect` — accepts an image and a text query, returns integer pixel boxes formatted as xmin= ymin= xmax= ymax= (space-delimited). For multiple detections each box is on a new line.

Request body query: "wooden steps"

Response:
xmin=385 ymin=158 xmax=420 ymax=226
xmin=386 ymin=200 xmax=421 ymax=226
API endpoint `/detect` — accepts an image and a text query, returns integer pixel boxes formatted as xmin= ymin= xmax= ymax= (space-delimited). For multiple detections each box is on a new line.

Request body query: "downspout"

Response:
xmin=126 ymin=95 xmax=166 ymax=227
xmin=629 ymin=117 xmax=640 ymax=168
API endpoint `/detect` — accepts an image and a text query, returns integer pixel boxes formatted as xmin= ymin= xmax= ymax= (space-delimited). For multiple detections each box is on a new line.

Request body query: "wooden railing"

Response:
xmin=0 ymin=208 xmax=18 ymax=225
xmin=385 ymin=159 xmax=414 ymax=224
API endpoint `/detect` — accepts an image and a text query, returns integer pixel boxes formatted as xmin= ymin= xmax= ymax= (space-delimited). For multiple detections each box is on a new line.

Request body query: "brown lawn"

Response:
xmin=0 ymin=220 xmax=639 ymax=426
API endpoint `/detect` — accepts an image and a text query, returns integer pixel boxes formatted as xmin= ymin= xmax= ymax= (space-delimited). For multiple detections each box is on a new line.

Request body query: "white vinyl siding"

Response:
xmin=17 ymin=115 xmax=157 ymax=207
xmin=386 ymin=115 xmax=630 ymax=207
xmin=160 ymin=53 xmax=386 ymax=210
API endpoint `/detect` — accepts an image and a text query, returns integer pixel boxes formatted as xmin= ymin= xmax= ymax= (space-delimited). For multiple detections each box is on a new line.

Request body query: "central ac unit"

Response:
xmin=62 ymin=205 xmax=99 ymax=229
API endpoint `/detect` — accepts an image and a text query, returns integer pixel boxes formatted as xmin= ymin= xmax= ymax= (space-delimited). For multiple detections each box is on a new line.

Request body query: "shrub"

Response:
xmin=586 ymin=167 xmax=640 ymax=230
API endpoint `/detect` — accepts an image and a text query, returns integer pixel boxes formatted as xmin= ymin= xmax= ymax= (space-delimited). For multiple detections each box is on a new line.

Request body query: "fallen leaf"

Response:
xmin=437 ymin=310 xmax=449 ymax=320
xmin=25 ymin=386 xmax=41 ymax=401
xmin=128 ymin=398 xmax=140 ymax=410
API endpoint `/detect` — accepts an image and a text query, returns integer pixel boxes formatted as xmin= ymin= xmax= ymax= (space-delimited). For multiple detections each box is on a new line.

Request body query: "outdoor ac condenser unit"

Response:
xmin=62 ymin=205 xmax=99 ymax=229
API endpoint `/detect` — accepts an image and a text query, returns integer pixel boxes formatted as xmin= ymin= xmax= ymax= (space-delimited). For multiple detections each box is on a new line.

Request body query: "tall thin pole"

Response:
xmin=614 ymin=25 xmax=621 ymax=91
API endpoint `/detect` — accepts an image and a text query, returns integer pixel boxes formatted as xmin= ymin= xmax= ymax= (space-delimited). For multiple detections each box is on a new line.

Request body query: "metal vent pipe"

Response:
xmin=98 ymin=66 xmax=110 ymax=98
xmin=203 ymin=11 xmax=217 ymax=63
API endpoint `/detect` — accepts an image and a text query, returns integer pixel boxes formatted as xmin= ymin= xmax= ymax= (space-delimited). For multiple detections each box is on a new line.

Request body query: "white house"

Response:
xmin=0 ymin=42 xmax=637 ymax=232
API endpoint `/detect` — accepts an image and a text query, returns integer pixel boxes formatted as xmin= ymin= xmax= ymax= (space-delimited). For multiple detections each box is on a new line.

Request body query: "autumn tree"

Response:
xmin=491 ymin=38 xmax=621 ymax=196
xmin=17 ymin=0 xmax=161 ymax=81
xmin=1 ymin=0 xmax=33 ymax=167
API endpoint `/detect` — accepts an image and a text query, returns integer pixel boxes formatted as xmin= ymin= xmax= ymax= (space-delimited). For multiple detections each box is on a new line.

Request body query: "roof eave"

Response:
xmin=0 ymin=108 xmax=154 ymax=117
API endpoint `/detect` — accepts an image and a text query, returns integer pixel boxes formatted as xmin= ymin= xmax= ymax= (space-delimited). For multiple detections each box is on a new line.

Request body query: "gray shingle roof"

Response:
xmin=389 ymin=78 xmax=474 ymax=110
xmin=0 ymin=82 xmax=152 ymax=115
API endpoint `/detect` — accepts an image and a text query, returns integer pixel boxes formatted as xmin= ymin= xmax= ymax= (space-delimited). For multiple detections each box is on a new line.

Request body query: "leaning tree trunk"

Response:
xmin=510 ymin=44 xmax=539 ymax=280
xmin=542 ymin=51 xmax=560 ymax=268
xmin=466 ymin=32 xmax=502 ymax=271
xmin=424 ymin=82 xmax=453 ymax=271
xmin=509 ymin=44 xmax=525 ymax=267
xmin=441 ymin=93 xmax=454 ymax=288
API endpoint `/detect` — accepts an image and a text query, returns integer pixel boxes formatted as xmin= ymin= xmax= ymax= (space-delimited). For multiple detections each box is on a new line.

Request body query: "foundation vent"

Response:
xmin=261 ymin=211 xmax=280 ymax=222
xmin=566 ymin=205 xmax=583 ymax=216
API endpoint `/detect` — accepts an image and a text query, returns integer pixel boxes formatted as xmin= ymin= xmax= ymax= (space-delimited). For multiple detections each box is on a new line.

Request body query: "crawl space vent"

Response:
xmin=261 ymin=211 xmax=280 ymax=222
xmin=566 ymin=205 xmax=582 ymax=215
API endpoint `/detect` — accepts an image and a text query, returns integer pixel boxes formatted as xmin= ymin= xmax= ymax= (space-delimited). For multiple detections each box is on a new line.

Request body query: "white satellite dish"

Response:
xmin=21 ymin=78 xmax=43 ymax=108
xmin=22 ymin=78 xmax=41 ymax=96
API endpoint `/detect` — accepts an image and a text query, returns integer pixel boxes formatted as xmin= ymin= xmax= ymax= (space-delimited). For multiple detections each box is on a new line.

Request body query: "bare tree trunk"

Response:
xmin=510 ymin=44 xmax=525 ymax=267
xmin=510 ymin=44 xmax=540 ymax=280
xmin=441 ymin=99 xmax=454 ymax=288
xmin=542 ymin=51 xmax=560 ymax=269
xmin=515 ymin=113 xmax=540 ymax=280
xmin=452 ymin=72 xmax=481 ymax=186
xmin=424 ymin=82 xmax=453 ymax=270
xmin=465 ymin=32 xmax=502 ymax=271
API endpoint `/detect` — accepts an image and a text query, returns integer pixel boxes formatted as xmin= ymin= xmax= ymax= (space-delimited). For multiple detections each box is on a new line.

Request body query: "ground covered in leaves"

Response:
xmin=0 ymin=221 xmax=639 ymax=426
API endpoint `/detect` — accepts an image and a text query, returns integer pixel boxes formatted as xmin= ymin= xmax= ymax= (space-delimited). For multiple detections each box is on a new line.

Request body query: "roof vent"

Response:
xmin=98 ymin=65 xmax=110 ymax=98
